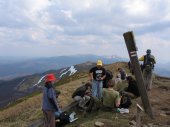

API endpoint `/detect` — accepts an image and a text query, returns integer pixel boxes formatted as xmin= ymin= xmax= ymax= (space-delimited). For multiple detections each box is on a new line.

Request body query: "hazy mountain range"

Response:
xmin=0 ymin=55 xmax=126 ymax=80
xmin=154 ymin=63 xmax=170 ymax=77
xmin=0 ymin=54 xmax=169 ymax=80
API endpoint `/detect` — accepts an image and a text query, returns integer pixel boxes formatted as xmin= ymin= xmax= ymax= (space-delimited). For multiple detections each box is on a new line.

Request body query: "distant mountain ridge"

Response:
xmin=0 ymin=55 xmax=127 ymax=80
xmin=0 ymin=61 xmax=96 ymax=108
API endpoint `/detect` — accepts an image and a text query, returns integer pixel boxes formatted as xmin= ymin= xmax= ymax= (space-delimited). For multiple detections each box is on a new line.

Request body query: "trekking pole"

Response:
xmin=136 ymin=104 xmax=144 ymax=127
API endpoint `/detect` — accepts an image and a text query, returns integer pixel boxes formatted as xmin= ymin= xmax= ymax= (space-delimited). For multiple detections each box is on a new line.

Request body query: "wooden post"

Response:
xmin=136 ymin=104 xmax=144 ymax=127
xmin=123 ymin=31 xmax=154 ymax=119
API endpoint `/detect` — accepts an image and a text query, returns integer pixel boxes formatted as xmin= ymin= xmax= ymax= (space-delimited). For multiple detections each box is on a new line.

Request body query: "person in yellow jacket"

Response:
xmin=139 ymin=49 xmax=156 ymax=90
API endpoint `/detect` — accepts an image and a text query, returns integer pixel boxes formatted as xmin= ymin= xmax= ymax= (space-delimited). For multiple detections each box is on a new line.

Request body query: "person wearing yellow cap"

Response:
xmin=42 ymin=73 xmax=58 ymax=127
xmin=89 ymin=60 xmax=106 ymax=100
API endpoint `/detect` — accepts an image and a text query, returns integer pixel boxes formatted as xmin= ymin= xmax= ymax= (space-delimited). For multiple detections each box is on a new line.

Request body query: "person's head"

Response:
xmin=85 ymin=82 xmax=92 ymax=89
xmin=126 ymin=76 xmax=135 ymax=82
xmin=107 ymin=79 xmax=115 ymax=88
xmin=118 ymin=68 xmax=122 ymax=72
xmin=45 ymin=73 xmax=56 ymax=85
xmin=96 ymin=60 xmax=103 ymax=68
xmin=146 ymin=49 xmax=151 ymax=55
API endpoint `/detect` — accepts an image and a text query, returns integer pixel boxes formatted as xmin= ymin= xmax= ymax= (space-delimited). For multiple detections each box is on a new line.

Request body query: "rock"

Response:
xmin=165 ymin=111 xmax=170 ymax=115
xmin=78 ymin=125 xmax=86 ymax=127
xmin=161 ymin=108 xmax=169 ymax=111
xmin=94 ymin=121 xmax=104 ymax=127
xmin=129 ymin=120 xmax=136 ymax=125
xmin=153 ymin=125 xmax=159 ymax=127
xmin=148 ymin=123 xmax=153 ymax=127
xmin=142 ymin=124 xmax=148 ymax=127
xmin=160 ymin=113 xmax=167 ymax=117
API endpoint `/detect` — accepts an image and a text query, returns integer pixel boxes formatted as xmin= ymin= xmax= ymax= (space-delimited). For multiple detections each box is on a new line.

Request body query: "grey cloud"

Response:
xmin=0 ymin=0 xmax=170 ymax=62
xmin=134 ymin=21 xmax=170 ymax=35
xmin=0 ymin=1 xmax=33 ymax=29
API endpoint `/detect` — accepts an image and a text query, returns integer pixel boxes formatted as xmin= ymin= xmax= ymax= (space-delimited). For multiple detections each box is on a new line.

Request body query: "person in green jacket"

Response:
xmin=102 ymin=80 xmax=120 ymax=111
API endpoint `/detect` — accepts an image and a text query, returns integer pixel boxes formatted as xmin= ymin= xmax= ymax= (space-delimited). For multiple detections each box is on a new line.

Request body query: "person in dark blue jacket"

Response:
xmin=42 ymin=73 xmax=58 ymax=127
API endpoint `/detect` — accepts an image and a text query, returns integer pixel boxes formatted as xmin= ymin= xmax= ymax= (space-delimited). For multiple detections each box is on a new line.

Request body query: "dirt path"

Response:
xmin=133 ymin=76 xmax=170 ymax=125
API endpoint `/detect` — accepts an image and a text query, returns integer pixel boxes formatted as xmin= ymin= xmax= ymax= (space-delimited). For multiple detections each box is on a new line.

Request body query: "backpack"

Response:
xmin=103 ymin=70 xmax=113 ymax=88
xmin=119 ymin=95 xmax=132 ymax=108
xmin=143 ymin=55 xmax=155 ymax=71
xmin=56 ymin=111 xmax=70 ymax=127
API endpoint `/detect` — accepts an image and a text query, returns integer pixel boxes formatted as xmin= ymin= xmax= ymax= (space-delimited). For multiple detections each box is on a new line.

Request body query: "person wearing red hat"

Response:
xmin=42 ymin=73 xmax=58 ymax=127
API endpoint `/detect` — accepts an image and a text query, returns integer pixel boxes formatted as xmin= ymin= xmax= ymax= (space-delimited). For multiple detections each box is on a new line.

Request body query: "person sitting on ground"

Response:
xmin=122 ymin=76 xmax=140 ymax=98
xmin=72 ymin=82 xmax=92 ymax=110
xmin=118 ymin=68 xmax=127 ymax=80
xmin=115 ymin=73 xmax=122 ymax=84
xmin=102 ymin=80 xmax=121 ymax=111
xmin=103 ymin=70 xmax=113 ymax=88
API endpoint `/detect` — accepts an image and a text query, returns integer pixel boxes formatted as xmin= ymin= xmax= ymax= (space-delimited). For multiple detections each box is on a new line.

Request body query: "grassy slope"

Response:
xmin=0 ymin=71 xmax=89 ymax=127
xmin=2 ymin=62 xmax=169 ymax=127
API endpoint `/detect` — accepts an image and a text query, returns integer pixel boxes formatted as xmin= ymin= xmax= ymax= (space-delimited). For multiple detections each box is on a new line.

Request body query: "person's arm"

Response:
xmin=101 ymin=68 xmax=106 ymax=80
xmin=153 ymin=56 xmax=156 ymax=64
xmin=115 ymin=93 xmax=121 ymax=108
xmin=48 ymin=88 xmax=59 ymax=111
xmin=139 ymin=56 xmax=144 ymax=61
xmin=89 ymin=68 xmax=94 ymax=81
xmin=89 ymin=73 xmax=93 ymax=81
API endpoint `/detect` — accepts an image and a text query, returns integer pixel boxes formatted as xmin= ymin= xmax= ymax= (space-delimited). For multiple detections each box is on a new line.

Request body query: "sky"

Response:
xmin=0 ymin=0 xmax=170 ymax=63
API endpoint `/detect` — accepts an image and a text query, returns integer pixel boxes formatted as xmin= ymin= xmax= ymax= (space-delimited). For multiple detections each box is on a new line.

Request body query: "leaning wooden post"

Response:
xmin=123 ymin=31 xmax=154 ymax=119
xmin=136 ymin=104 xmax=144 ymax=127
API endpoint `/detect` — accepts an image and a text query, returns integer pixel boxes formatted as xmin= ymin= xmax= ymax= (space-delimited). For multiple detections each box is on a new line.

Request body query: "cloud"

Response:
xmin=0 ymin=0 xmax=170 ymax=63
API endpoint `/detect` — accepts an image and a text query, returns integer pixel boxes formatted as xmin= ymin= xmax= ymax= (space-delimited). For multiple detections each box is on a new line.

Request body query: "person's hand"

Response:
xmin=59 ymin=104 xmax=62 ymax=109
xmin=100 ymin=77 xmax=104 ymax=80
xmin=89 ymin=77 xmax=93 ymax=82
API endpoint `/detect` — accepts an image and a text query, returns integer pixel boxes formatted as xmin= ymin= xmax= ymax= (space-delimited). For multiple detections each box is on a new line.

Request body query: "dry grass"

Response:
xmin=0 ymin=62 xmax=131 ymax=127
xmin=66 ymin=109 xmax=130 ymax=127
xmin=0 ymin=77 xmax=88 ymax=127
